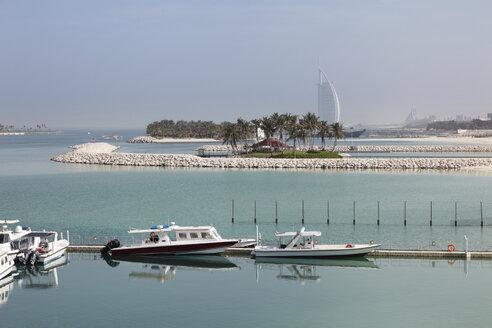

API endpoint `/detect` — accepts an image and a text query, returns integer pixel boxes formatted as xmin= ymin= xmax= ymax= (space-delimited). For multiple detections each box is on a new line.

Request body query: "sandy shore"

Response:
xmin=70 ymin=143 xmax=120 ymax=153
xmin=128 ymin=136 xmax=219 ymax=143
xmin=362 ymin=136 xmax=492 ymax=145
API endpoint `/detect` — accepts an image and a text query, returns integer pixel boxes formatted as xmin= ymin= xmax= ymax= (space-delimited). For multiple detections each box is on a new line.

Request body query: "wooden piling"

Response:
xmin=481 ymin=201 xmax=483 ymax=227
xmin=302 ymin=200 xmax=305 ymax=224
xmin=353 ymin=200 xmax=356 ymax=225
xmin=254 ymin=200 xmax=257 ymax=223
xmin=275 ymin=200 xmax=278 ymax=224
xmin=430 ymin=201 xmax=433 ymax=226
xmin=404 ymin=201 xmax=407 ymax=226
xmin=232 ymin=200 xmax=234 ymax=223
xmin=327 ymin=200 xmax=330 ymax=225
xmin=454 ymin=201 xmax=457 ymax=227
xmin=377 ymin=201 xmax=380 ymax=225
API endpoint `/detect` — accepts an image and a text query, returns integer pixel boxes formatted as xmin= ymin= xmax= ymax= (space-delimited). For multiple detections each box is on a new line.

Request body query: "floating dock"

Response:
xmin=67 ymin=245 xmax=492 ymax=259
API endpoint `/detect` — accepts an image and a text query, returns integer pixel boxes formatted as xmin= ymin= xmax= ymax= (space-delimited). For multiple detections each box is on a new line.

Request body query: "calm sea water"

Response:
xmin=1 ymin=130 xmax=492 ymax=250
xmin=1 ymin=254 xmax=492 ymax=328
xmin=2 ymin=130 xmax=492 ymax=327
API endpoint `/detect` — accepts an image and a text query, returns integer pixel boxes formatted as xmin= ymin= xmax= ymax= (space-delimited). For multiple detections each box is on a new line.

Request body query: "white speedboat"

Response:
xmin=0 ymin=249 xmax=14 ymax=280
xmin=0 ymin=220 xmax=34 ymax=258
xmin=20 ymin=231 xmax=69 ymax=265
xmin=252 ymin=227 xmax=381 ymax=258
xmin=103 ymin=222 xmax=238 ymax=256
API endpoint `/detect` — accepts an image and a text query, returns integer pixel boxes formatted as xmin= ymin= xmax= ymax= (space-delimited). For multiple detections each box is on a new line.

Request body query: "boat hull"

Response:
xmin=37 ymin=243 xmax=69 ymax=265
xmin=110 ymin=240 xmax=238 ymax=256
xmin=0 ymin=264 xmax=13 ymax=280
xmin=253 ymin=244 xmax=381 ymax=258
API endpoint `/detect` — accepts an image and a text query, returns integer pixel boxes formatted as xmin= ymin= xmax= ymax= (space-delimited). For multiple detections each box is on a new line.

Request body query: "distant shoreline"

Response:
xmin=128 ymin=136 xmax=220 ymax=143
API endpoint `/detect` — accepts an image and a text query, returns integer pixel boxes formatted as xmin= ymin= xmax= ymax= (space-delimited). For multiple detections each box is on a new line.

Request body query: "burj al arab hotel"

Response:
xmin=317 ymin=69 xmax=340 ymax=123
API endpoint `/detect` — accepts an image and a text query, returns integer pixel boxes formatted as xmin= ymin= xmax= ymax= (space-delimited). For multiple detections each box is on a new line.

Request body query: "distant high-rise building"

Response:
xmin=488 ymin=113 xmax=492 ymax=120
xmin=317 ymin=69 xmax=340 ymax=123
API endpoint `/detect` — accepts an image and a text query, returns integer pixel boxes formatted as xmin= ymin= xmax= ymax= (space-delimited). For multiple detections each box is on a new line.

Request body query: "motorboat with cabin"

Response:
xmin=0 ymin=220 xmax=34 ymax=258
xmin=252 ymin=227 xmax=381 ymax=258
xmin=0 ymin=249 xmax=15 ymax=280
xmin=20 ymin=231 xmax=69 ymax=265
xmin=102 ymin=222 xmax=239 ymax=256
xmin=0 ymin=220 xmax=69 ymax=265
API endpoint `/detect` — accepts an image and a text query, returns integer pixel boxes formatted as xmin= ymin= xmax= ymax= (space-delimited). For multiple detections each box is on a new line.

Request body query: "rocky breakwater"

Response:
xmin=52 ymin=143 xmax=492 ymax=170
xmin=127 ymin=136 xmax=158 ymax=143
xmin=198 ymin=144 xmax=492 ymax=153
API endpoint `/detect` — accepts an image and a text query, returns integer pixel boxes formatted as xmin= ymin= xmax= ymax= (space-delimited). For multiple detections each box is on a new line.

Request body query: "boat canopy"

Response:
xmin=24 ymin=231 xmax=57 ymax=238
xmin=275 ymin=230 xmax=322 ymax=238
xmin=1 ymin=220 xmax=20 ymax=225
xmin=128 ymin=225 xmax=215 ymax=234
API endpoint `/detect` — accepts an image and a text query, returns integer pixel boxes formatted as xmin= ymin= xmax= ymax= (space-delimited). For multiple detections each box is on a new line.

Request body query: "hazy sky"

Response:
xmin=1 ymin=0 xmax=491 ymax=129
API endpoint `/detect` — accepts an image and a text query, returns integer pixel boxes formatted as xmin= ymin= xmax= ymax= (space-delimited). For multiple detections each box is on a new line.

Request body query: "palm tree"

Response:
xmin=220 ymin=122 xmax=240 ymax=155
xmin=285 ymin=114 xmax=301 ymax=157
xmin=317 ymin=120 xmax=331 ymax=150
xmin=330 ymin=122 xmax=345 ymax=151
xmin=236 ymin=118 xmax=252 ymax=153
xmin=301 ymin=112 xmax=320 ymax=149
xmin=260 ymin=116 xmax=277 ymax=155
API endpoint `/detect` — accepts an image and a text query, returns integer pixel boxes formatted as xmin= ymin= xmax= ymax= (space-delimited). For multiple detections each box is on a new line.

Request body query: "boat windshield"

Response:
xmin=0 ymin=233 xmax=10 ymax=244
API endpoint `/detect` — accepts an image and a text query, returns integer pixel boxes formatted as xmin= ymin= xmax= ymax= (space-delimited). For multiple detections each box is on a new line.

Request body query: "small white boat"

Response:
xmin=0 ymin=249 xmax=14 ymax=280
xmin=252 ymin=227 xmax=381 ymax=258
xmin=104 ymin=222 xmax=238 ymax=256
xmin=20 ymin=231 xmax=69 ymax=265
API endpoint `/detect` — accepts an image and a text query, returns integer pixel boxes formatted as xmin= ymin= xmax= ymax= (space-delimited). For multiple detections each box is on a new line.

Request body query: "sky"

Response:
xmin=1 ymin=0 xmax=492 ymax=129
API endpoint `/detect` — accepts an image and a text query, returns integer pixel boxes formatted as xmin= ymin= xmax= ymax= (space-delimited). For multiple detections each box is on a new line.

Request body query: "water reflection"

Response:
xmin=0 ymin=275 xmax=14 ymax=308
xmin=255 ymin=257 xmax=379 ymax=285
xmin=15 ymin=254 xmax=69 ymax=289
xmin=107 ymin=255 xmax=238 ymax=283
xmin=0 ymin=254 xmax=69 ymax=307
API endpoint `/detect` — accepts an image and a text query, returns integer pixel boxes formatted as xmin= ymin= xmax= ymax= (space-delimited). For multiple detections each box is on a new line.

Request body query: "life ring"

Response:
xmin=150 ymin=232 xmax=156 ymax=239
xmin=448 ymin=244 xmax=455 ymax=252
xmin=448 ymin=259 xmax=456 ymax=265
xmin=346 ymin=244 xmax=354 ymax=248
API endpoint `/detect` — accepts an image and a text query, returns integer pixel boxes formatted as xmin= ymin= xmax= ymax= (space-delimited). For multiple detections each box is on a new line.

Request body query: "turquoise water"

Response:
xmin=1 ymin=131 xmax=492 ymax=250
xmin=2 ymin=130 xmax=492 ymax=327
xmin=2 ymin=254 xmax=492 ymax=328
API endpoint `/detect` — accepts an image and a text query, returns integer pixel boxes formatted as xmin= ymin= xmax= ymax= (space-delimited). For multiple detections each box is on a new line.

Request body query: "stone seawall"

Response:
xmin=52 ymin=149 xmax=492 ymax=170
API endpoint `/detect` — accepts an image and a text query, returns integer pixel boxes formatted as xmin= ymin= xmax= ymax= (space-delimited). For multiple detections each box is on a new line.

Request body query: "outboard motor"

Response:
xmin=30 ymin=250 xmax=39 ymax=265
xmin=101 ymin=239 xmax=120 ymax=254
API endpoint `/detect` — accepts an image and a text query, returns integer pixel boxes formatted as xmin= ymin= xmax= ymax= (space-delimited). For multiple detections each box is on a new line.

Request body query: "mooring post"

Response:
xmin=302 ymin=200 xmax=305 ymax=224
xmin=353 ymin=200 xmax=356 ymax=225
xmin=481 ymin=201 xmax=483 ymax=227
xmin=327 ymin=200 xmax=330 ymax=225
xmin=454 ymin=201 xmax=458 ymax=227
xmin=254 ymin=200 xmax=257 ymax=223
xmin=232 ymin=200 xmax=235 ymax=223
xmin=275 ymin=200 xmax=278 ymax=224
xmin=377 ymin=201 xmax=380 ymax=225
xmin=404 ymin=201 xmax=407 ymax=226
xmin=430 ymin=201 xmax=433 ymax=226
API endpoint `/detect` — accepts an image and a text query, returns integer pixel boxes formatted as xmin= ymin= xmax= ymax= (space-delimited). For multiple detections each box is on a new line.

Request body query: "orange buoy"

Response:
xmin=448 ymin=244 xmax=455 ymax=252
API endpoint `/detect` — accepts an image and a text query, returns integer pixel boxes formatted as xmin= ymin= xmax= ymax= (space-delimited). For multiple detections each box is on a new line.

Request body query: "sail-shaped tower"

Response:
xmin=317 ymin=69 xmax=340 ymax=123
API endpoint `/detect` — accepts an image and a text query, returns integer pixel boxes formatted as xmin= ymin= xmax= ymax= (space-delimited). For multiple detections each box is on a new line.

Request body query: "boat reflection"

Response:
xmin=0 ymin=254 xmax=69 ymax=307
xmin=0 ymin=274 xmax=15 ymax=308
xmin=255 ymin=257 xmax=379 ymax=285
xmin=107 ymin=255 xmax=239 ymax=283
xmin=15 ymin=253 xmax=69 ymax=289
